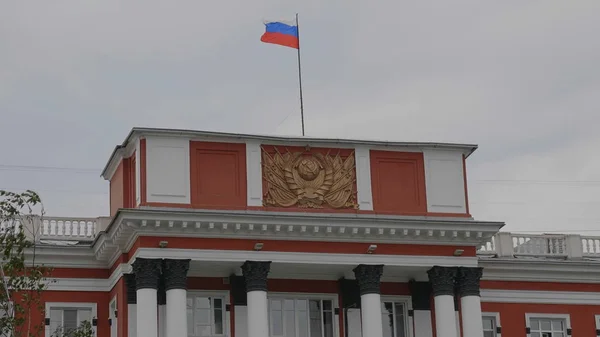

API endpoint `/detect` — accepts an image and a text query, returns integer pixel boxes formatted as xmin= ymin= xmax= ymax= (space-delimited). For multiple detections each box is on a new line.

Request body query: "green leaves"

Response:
xmin=1 ymin=190 xmax=93 ymax=337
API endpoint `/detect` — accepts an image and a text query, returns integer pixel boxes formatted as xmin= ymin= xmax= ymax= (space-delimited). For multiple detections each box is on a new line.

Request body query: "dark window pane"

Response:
xmin=323 ymin=300 xmax=332 ymax=311
xmin=482 ymin=317 xmax=493 ymax=330
xmin=381 ymin=312 xmax=394 ymax=337
xmin=214 ymin=309 xmax=223 ymax=334
xmin=324 ymin=311 xmax=334 ymax=337
xmin=309 ymin=300 xmax=323 ymax=337
xmin=63 ymin=309 xmax=78 ymax=331
xmin=394 ymin=303 xmax=405 ymax=337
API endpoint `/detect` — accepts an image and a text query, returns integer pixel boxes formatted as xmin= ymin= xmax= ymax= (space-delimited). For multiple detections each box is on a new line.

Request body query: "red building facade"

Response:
xmin=10 ymin=127 xmax=600 ymax=337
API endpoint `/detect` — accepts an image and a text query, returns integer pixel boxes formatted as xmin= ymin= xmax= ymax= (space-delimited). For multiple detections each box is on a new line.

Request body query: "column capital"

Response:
xmin=353 ymin=264 xmax=384 ymax=295
xmin=124 ymin=274 xmax=137 ymax=304
xmin=242 ymin=261 xmax=271 ymax=292
xmin=132 ymin=258 xmax=162 ymax=290
xmin=427 ymin=266 xmax=457 ymax=297
xmin=456 ymin=267 xmax=483 ymax=297
xmin=163 ymin=259 xmax=191 ymax=291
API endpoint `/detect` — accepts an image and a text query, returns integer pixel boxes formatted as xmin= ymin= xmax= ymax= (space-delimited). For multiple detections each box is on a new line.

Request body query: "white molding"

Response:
xmin=355 ymin=146 xmax=373 ymax=211
xmin=47 ymin=278 xmax=110 ymax=292
xmin=482 ymin=312 xmax=501 ymax=337
xmin=480 ymin=258 xmax=600 ymax=284
xmin=44 ymin=263 xmax=128 ymax=292
xmin=525 ymin=313 xmax=571 ymax=337
xmin=188 ymin=290 xmax=230 ymax=301
xmin=133 ymin=247 xmax=478 ymax=268
xmin=135 ymin=138 xmax=141 ymax=206
xmin=246 ymin=141 xmax=262 ymax=207
xmin=482 ymin=289 xmax=600 ymax=305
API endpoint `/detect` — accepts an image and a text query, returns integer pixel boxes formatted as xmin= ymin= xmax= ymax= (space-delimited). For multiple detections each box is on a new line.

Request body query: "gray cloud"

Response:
xmin=1 ymin=0 xmax=599 ymax=234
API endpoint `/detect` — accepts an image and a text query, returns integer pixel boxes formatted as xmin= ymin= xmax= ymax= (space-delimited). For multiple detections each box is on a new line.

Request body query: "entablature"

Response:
xmin=93 ymin=208 xmax=504 ymax=263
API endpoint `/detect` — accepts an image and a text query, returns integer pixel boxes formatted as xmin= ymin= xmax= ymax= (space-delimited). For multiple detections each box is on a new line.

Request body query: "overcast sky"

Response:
xmin=1 ymin=1 xmax=599 ymax=235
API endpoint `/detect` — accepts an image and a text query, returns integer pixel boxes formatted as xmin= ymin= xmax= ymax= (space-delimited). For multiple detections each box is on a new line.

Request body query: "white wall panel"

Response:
xmin=235 ymin=306 xmax=248 ymax=337
xmin=145 ymin=137 xmax=190 ymax=204
xmin=355 ymin=146 xmax=373 ymax=211
xmin=246 ymin=141 xmax=262 ymax=207
xmin=414 ymin=310 xmax=433 ymax=337
xmin=423 ymin=150 xmax=467 ymax=214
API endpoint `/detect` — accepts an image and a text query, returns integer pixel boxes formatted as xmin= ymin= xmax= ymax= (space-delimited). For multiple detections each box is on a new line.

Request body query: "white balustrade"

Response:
xmin=511 ymin=234 xmax=567 ymax=257
xmin=582 ymin=236 xmax=600 ymax=257
xmin=1 ymin=216 xmax=99 ymax=241
xmin=478 ymin=236 xmax=496 ymax=254
xmin=478 ymin=233 xmax=598 ymax=259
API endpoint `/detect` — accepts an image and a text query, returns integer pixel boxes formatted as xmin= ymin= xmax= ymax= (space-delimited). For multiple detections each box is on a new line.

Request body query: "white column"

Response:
xmin=353 ymin=264 xmax=384 ymax=337
xmin=166 ymin=290 xmax=187 ymax=337
xmin=124 ymin=274 xmax=138 ymax=337
xmin=132 ymin=258 xmax=162 ymax=337
xmin=361 ymin=293 xmax=384 ymax=337
xmin=242 ymin=261 xmax=272 ymax=337
xmin=247 ymin=291 xmax=269 ymax=337
xmin=457 ymin=267 xmax=484 ymax=337
xmin=427 ymin=266 xmax=458 ymax=337
xmin=137 ymin=289 xmax=158 ymax=337
xmin=433 ymin=295 xmax=457 ymax=337
xmin=164 ymin=259 xmax=191 ymax=337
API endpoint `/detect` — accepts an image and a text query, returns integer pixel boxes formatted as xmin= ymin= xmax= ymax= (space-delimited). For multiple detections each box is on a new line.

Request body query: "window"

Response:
xmin=381 ymin=300 xmax=408 ymax=337
xmin=187 ymin=293 xmax=227 ymax=337
xmin=268 ymin=296 xmax=335 ymax=337
xmin=45 ymin=303 xmax=97 ymax=337
xmin=526 ymin=314 xmax=570 ymax=337
xmin=482 ymin=313 xmax=501 ymax=337
xmin=109 ymin=297 xmax=117 ymax=337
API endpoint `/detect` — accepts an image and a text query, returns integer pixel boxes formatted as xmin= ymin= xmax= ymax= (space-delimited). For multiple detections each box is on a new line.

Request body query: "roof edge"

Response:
xmin=100 ymin=127 xmax=479 ymax=179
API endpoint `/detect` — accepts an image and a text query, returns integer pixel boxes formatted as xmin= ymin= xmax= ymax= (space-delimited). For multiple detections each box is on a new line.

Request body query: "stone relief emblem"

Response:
xmin=262 ymin=147 xmax=358 ymax=209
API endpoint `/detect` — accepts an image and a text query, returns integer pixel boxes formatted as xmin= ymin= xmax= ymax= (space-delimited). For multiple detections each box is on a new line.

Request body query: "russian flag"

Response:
xmin=260 ymin=20 xmax=299 ymax=49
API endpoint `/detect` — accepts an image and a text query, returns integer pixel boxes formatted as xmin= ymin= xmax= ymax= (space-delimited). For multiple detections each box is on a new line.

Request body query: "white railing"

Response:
xmin=478 ymin=232 xmax=600 ymax=259
xmin=512 ymin=234 xmax=567 ymax=257
xmin=1 ymin=216 xmax=109 ymax=242
xmin=40 ymin=217 xmax=97 ymax=240
xmin=582 ymin=236 xmax=600 ymax=257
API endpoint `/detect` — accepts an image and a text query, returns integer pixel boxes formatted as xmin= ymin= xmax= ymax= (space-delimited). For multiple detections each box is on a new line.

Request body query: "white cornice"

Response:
xmin=480 ymin=257 xmax=600 ymax=283
xmin=481 ymin=289 xmax=600 ymax=305
xmin=92 ymin=208 xmax=504 ymax=262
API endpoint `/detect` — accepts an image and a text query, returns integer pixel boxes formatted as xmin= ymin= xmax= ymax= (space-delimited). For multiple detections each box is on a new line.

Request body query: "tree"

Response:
xmin=0 ymin=190 xmax=94 ymax=337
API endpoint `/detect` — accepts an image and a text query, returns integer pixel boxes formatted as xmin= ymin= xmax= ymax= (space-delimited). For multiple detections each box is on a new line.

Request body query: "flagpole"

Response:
xmin=296 ymin=13 xmax=305 ymax=136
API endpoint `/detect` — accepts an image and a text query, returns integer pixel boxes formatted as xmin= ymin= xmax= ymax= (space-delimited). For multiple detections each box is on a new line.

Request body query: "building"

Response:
xmin=11 ymin=127 xmax=600 ymax=337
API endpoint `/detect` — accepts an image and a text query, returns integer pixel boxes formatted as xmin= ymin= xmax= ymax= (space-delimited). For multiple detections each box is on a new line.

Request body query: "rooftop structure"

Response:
xmin=5 ymin=127 xmax=600 ymax=337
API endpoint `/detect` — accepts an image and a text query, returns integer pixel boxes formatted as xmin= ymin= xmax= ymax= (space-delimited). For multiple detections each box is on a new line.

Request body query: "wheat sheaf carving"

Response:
xmin=262 ymin=146 xmax=358 ymax=209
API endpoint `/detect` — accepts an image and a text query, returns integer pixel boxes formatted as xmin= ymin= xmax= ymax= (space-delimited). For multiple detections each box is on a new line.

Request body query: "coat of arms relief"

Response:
xmin=261 ymin=146 xmax=358 ymax=209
